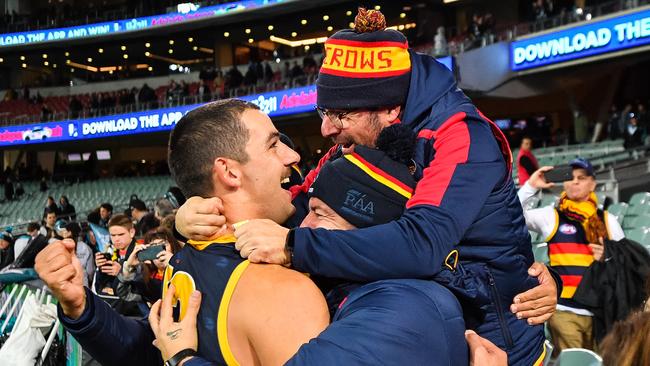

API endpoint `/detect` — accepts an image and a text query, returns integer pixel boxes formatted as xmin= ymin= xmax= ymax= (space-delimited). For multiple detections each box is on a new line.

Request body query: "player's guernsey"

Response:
xmin=162 ymin=234 xmax=248 ymax=366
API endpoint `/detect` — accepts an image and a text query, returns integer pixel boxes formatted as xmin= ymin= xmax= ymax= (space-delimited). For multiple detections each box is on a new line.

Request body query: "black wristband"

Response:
xmin=164 ymin=348 xmax=197 ymax=366
xmin=285 ymin=228 xmax=296 ymax=266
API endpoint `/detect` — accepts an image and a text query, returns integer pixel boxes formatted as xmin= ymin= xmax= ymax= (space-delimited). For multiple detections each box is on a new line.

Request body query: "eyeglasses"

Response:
xmin=315 ymin=106 xmax=353 ymax=129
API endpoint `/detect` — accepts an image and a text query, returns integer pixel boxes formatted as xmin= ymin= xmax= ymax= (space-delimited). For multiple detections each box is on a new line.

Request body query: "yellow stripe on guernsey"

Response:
xmin=549 ymin=253 xmax=594 ymax=267
xmin=532 ymin=342 xmax=547 ymax=366
xmin=187 ymin=234 xmax=238 ymax=251
xmin=218 ymin=260 xmax=250 ymax=366
xmin=561 ymin=285 xmax=579 ymax=299
xmin=321 ymin=39 xmax=410 ymax=78
xmin=344 ymin=154 xmax=412 ymax=199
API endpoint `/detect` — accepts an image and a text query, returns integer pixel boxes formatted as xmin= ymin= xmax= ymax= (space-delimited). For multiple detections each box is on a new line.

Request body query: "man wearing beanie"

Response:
xmin=179 ymin=8 xmax=557 ymax=365
xmin=0 ymin=230 xmax=15 ymax=270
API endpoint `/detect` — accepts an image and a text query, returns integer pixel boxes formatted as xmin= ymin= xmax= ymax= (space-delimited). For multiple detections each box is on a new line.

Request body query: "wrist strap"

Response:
xmin=164 ymin=348 xmax=197 ymax=366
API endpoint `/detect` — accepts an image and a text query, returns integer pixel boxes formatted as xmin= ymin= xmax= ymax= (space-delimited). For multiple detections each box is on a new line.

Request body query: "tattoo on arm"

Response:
xmin=167 ymin=328 xmax=182 ymax=340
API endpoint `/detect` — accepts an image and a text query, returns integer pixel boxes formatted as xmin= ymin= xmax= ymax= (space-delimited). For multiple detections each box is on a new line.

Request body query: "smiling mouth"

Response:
xmin=281 ymin=177 xmax=290 ymax=184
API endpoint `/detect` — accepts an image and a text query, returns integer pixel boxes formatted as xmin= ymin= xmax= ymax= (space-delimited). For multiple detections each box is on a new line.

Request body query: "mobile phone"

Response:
xmin=101 ymin=252 xmax=112 ymax=261
xmin=544 ymin=165 xmax=574 ymax=183
xmin=137 ymin=245 xmax=166 ymax=262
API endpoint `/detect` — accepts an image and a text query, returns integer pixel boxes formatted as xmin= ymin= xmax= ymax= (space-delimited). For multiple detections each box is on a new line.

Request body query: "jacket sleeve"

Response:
xmin=291 ymin=119 xmax=508 ymax=280
xmin=59 ymin=287 xmax=161 ymax=366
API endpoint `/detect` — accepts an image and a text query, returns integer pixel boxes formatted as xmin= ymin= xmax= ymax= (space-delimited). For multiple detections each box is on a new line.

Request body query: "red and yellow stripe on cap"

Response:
xmin=344 ymin=152 xmax=413 ymax=199
xmin=321 ymin=39 xmax=411 ymax=78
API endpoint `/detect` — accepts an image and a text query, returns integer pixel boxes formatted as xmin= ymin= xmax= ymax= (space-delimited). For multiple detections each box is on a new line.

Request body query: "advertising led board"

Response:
xmin=0 ymin=85 xmax=317 ymax=147
xmin=0 ymin=0 xmax=286 ymax=48
xmin=511 ymin=7 xmax=650 ymax=71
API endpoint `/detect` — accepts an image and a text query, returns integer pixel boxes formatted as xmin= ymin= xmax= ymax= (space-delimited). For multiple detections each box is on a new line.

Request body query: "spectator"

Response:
xmin=40 ymin=209 xmax=58 ymax=240
xmin=58 ymin=195 xmax=77 ymax=221
xmin=607 ymin=104 xmax=621 ymax=140
xmin=14 ymin=180 xmax=24 ymax=198
xmin=117 ymin=229 xmax=181 ymax=305
xmin=99 ymin=203 xmax=113 ymax=228
xmin=290 ymin=61 xmax=304 ymax=78
xmin=130 ymin=197 xmax=160 ymax=237
xmin=39 ymin=177 xmax=48 ymax=192
xmin=517 ymin=136 xmax=539 ymax=186
xmin=573 ymin=108 xmax=589 ymax=144
xmin=519 ymin=159 xmax=625 ymax=355
xmin=433 ymin=26 xmax=448 ymax=57
xmin=59 ymin=221 xmax=94 ymax=286
xmin=226 ymin=66 xmax=243 ymax=90
xmin=624 ymin=112 xmax=644 ymax=149
xmin=42 ymin=197 xmax=58 ymax=217
xmin=69 ymin=96 xmax=82 ymax=119
xmin=244 ymin=62 xmax=258 ymax=86
xmin=264 ymin=62 xmax=273 ymax=83
xmin=154 ymin=197 xmax=175 ymax=222
xmin=283 ymin=61 xmax=291 ymax=80
xmin=40 ymin=103 xmax=52 ymax=121
xmin=0 ymin=230 xmax=15 ymax=270
xmin=93 ymin=214 xmax=140 ymax=316
xmin=213 ymin=69 xmax=225 ymax=98
xmin=600 ymin=311 xmax=650 ymax=366
xmin=636 ymin=102 xmax=648 ymax=136
xmin=14 ymin=222 xmax=41 ymax=259
xmin=4 ymin=176 xmax=13 ymax=201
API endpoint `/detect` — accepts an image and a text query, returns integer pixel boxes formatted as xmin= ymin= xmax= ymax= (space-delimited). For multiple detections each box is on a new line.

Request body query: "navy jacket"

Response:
xmin=288 ymin=51 xmax=546 ymax=365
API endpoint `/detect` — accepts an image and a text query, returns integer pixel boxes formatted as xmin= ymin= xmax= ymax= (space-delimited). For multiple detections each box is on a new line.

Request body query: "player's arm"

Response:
xmin=233 ymin=264 xmax=329 ymax=365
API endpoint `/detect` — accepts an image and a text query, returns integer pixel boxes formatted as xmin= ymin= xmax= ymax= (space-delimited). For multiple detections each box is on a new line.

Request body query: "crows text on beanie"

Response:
xmin=317 ymin=7 xmax=412 ymax=110
xmin=308 ymin=124 xmax=416 ymax=228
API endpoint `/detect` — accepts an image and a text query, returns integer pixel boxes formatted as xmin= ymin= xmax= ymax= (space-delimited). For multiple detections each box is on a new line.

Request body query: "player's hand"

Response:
xmin=149 ymin=284 xmax=201 ymax=362
xmin=35 ymin=239 xmax=86 ymax=319
xmin=234 ymin=219 xmax=290 ymax=265
xmin=176 ymin=196 xmax=228 ymax=241
xmin=466 ymin=330 xmax=507 ymax=366
xmin=528 ymin=166 xmax=555 ymax=190
xmin=95 ymin=252 xmax=109 ymax=268
xmin=510 ymin=262 xmax=557 ymax=325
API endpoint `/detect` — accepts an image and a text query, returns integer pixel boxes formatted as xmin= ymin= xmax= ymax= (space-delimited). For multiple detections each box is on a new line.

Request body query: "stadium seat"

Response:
xmin=539 ymin=195 xmax=558 ymax=208
xmin=606 ymin=202 xmax=628 ymax=225
xmin=543 ymin=340 xmax=554 ymax=366
xmin=555 ymin=348 xmax=602 ymax=366
xmin=629 ymin=192 xmax=650 ymax=207
xmin=623 ymin=214 xmax=650 ymax=230
xmin=626 ymin=228 xmax=650 ymax=247
xmin=532 ymin=242 xmax=549 ymax=263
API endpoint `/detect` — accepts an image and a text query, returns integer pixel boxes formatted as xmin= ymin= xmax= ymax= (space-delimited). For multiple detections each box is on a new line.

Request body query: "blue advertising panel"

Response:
xmin=0 ymin=85 xmax=317 ymax=147
xmin=511 ymin=7 xmax=650 ymax=71
xmin=0 ymin=0 xmax=286 ymax=48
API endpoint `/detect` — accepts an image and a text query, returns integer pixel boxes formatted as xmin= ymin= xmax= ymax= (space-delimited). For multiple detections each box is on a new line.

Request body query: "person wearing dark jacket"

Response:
xmin=623 ymin=112 xmax=644 ymax=149
xmin=58 ymin=195 xmax=76 ymax=221
xmin=0 ymin=231 xmax=14 ymax=270
xmin=572 ymin=238 xmax=650 ymax=343
xmin=178 ymin=8 xmax=556 ymax=365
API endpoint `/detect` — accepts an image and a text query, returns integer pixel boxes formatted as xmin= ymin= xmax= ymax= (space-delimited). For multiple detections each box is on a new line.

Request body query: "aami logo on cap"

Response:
xmin=344 ymin=189 xmax=375 ymax=215
xmin=559 ymin=224 xmax=577 ymax=235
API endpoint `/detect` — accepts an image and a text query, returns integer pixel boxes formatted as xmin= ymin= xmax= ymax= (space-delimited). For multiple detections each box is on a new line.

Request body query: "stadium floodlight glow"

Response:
xmin=169 ymin=40 xmax=174 ymax=45
xmin=87 ymin=57 xmax=92 ymax=62
xmin=148 ymin=66 xmax=153 ymax=71
xmin=20 ymin=55 xmax=25 ymax=60
xmin=346 ymin=10 xmax=352 ymax=16
xmin=327 ymin=26 xmax=333 ymax=31
xmin=42 ymin=54 xmax=47 ymax=58
xmin=168 ymin=49 xmax=173 ymax=54
xmin=109 ymin=70 xmax=113 ymax=74
xmin=224 ymin=31 xmax=230 ymax=37
xmin=270 ymin=35 xmax=327 ymax=47
xmin=398 ymin=25 xmax=405 ymax=30
xmin=65 ymin=51 xmax=69 ymax=56
xmin=70 ymin=68 xmax=74 ymax=72
xmin=0 ymin=58 xmax=3 ymax=62
xmin=275 ymin=57 xmax=280 ymax=63
xmin=301 ymin=19 xmax=307 ymax=25
xmin=44 ymin=61 xmax=49 ymax=66
xmin=268 ymin=25 xmax=274 ymax=30
xmin=374 ymin=5 xmax=381 ymax=10
xmin=248 ymin=38 xmax=254 ymax=43
xmin=21 ymin=63 xmax=26 ymax=68
xmin=121 ymin=45 xmax=127 ymax=51
xmin=188 ymin=37 xmax=193 ymax=42
xmin=349 ymin=22 xmax=354 ymax=28
xmin=123 ymin=54 xmax=128 ymax=59
xmin=145 ymin=51 xmax=151 ymax=56
xmin=52 ymin=63 xmax=56 ymax=68
xmin=304 ymin=45 xmax=310 ymax=51
xmin=169 ymin=64 xmax=178 ymax=71
xmin=400 ymin=13 xmax=406 ymax=18
xmin=323 ymin=15 xmax=329 ymax=21
xmin=66 ymin=59 xmax=71 ymax=64
xmin=245 ymin=28 xmax=251 ymax=34
xmin=192 ymin=46 xmax=198 ymax=51
xmin=98 ymin=48 xmax=104 ymax=53
xmin=145 ymin=42 xmax=151 ymax=48
xmin=291 ymin=32 xmax=297 ymax=37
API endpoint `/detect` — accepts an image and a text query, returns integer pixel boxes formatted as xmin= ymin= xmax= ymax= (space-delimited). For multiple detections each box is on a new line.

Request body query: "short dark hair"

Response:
xmin=100 ymin=203 xmax=113 ymax=212
xmin=108 ymin=214 xmax=133 ymax=230
xmin=27 ymin=222 xmax=40 ymax=232
xmin=168 ymin=99 xmax=258 ymax=197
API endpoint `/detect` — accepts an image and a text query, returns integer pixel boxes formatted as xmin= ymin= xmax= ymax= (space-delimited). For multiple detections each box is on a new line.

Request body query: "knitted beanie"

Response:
xmin=317 ymin=8 xmax=412 ymax=110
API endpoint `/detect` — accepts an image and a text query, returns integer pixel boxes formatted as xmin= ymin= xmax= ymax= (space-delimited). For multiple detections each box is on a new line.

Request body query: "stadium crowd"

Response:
xmin=0 ymin=6 xmax=649 ymax=366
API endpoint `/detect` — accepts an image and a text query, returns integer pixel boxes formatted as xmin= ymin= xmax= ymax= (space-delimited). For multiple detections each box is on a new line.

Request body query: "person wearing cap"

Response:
xmin=178 ymin=8 xmax=556 ymax=365
xmin=0 ymin=230 xmax=15 ymax=270
xmin=518 ymin=158 xmax=624 ymax=354
xmin=623 ymin=112 xmax=644 ymax=149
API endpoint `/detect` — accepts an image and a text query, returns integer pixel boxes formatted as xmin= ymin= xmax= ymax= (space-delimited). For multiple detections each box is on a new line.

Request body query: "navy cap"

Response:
xmin=570 ymin=157 xmax=595 ymax=177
